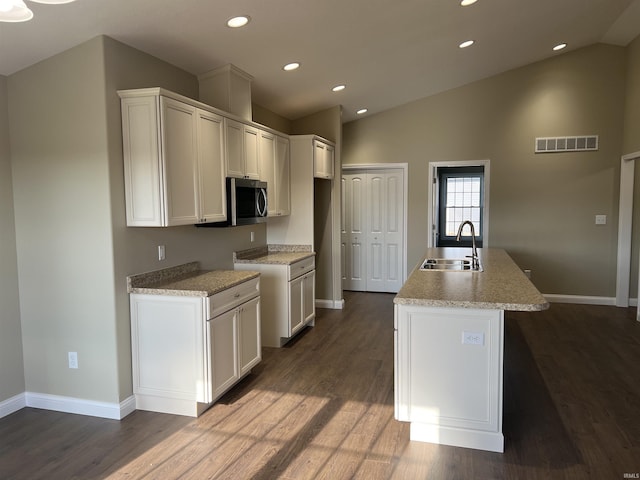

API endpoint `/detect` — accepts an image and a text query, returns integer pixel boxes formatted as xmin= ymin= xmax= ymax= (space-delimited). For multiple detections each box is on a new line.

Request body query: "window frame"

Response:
xmin=428 ymin=160 xmax=490 ymax=249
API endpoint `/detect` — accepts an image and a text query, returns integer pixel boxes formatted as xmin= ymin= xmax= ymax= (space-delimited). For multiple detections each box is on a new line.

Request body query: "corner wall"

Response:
xmin=292 ymin=106 xmax=343 ymax=304
xmin=343 ymin=43 xmax=626 ymax=298
xmin=0 ymin=75 xmax=25 ymax=406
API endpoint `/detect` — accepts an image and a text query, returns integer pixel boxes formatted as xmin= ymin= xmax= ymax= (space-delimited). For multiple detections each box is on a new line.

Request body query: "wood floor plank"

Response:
xmin=1 ymin=295 xmax=640 ymax=479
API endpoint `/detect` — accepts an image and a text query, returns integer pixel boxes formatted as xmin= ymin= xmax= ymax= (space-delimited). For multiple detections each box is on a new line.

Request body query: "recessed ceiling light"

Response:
xmin=332 ymin=85 xmax=346 ymax=92
xmin=283 ymin=62 xmax=300 ymax=71
xmin=553 ymin=43 xmax=567 ymax=51
xmin=459 ymin=40 xmax=475 ymax=49
xmin=460 ymin=0 xmax=478 ymax=5
xmin=226 ymin=15 xmax=250 ymax=28
xmin=356 ymin=108 xmax=368 ymax=115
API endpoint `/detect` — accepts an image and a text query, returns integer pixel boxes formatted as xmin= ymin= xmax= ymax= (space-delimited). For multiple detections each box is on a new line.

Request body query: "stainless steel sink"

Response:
xmin=419 ymin=258 xmax=483 ymax=272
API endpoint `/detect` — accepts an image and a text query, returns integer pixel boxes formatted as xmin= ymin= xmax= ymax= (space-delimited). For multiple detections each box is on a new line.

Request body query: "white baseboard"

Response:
xmin=315 ymin=298 xmax=345 ymax=309
xmin=0 ymin=392 xmax=27 ymax=419
xmin=25 ymin=392 xmax=136 ymax=420
xmin=543 ymin=294 xmax=617 ymax=306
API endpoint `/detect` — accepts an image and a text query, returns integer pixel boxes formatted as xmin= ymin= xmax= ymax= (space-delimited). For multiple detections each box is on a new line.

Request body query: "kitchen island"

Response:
xmin=394 ymin=247 xmax=548 ymax=452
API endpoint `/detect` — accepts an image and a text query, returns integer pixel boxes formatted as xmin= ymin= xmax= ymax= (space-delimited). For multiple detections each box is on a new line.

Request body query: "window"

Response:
xmin=436 ymin=166 xmax=484 ymax=247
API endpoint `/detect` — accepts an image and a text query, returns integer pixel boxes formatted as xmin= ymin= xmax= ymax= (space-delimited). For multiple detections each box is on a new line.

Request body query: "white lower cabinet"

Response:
xmin=394 ymin=304 xmax=504 ymax=452
xmin=130 ymin=277 xmax=260 ymax=417
xmin=235 ymin=256 xmax=315 ymax=347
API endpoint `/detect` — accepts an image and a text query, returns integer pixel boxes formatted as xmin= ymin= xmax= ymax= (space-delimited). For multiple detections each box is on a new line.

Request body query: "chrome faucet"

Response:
xmin=456 ymin=221 xmax=479 ymax=270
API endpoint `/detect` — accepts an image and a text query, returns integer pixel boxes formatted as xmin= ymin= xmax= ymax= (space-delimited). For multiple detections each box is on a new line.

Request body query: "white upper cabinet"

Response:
xmin=313 ymin=139 xmax=334 ymax=179
xmin=120 ymin=91 xmax=226 ymax=226
xmin=196 ymin=109 xmax=226 ymax=223
xmin=259 ymin=131 xmax=290 ymax=217
xmin=225 ymin=118 xmax=260 ymax=180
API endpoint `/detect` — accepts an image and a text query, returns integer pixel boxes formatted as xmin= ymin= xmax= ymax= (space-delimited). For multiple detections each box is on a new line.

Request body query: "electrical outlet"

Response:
xmin=595 ymin=215 xmax=607 ymax=225
xmin=68 ymin=352 xmax=78 ymax=369
xmin=158 ymin=245 xmax=165 ymax=261
xmin=462 ymin=331 xmax=484 ymax=346
xmin=524 ymin=269 xmax=531 ymax=279
xmin=250 ymin=231 xmax=255 ymax=243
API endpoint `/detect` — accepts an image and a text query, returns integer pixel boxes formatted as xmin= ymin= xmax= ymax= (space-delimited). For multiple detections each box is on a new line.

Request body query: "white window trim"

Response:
xmin=428 ymin=160 xmax=490 ymax=248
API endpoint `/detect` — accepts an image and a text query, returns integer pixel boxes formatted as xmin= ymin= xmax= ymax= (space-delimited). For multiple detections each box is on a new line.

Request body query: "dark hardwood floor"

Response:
xmin=1 ymin=292 xmax=639 ymax=479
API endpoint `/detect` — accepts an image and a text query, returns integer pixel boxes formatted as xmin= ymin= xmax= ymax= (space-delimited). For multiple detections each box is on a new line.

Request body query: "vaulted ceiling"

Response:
xmin=2 ymin=0 xmax=640 ymax=122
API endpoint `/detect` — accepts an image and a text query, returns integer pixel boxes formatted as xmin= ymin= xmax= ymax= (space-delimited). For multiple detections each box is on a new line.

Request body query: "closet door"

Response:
xmin=342 ymin=169 xmax=404 ymax=293
xmin=341 ymin=173 xmax=366 ymax=291
xmin=366 ymin=171 xmax=403 ymax=293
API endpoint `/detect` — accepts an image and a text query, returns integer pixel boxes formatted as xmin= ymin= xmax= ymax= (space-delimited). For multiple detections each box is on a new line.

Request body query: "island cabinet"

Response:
xmin=225 ymin=118 xmax=260 ymax=180
xmin=259 ymin=131 xmax=291 ymax=217
xmin=395 ymin=305 xmax=504 ymax=453
xmin=393 ymin=247 xmax=549 ymax=453
xmin=235 ymin=251 xmax=315 ymax=347
xmin=119 ymin=90 xmax=226 ymax=226
xmin=130 ymin=276 xmax=260 ymax=417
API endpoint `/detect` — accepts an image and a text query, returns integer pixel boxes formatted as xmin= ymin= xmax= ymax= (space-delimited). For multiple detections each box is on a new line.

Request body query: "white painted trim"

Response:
xmin=428 ymin=160 xmax=491 ymax=248
xmin=316 ymin=298 xmax=345 ymax=309
xmin=616 ymin=151 xmax=640 ymax=307
xmin=410 ymin=422 xmax=504 ymax=453
xmin=543 ymin=294 xmax=616 ymax=306
xmin=25 ymin=392 xmax=136 ymax=420
xmin=0 ymin=393 xmax=27 ymax=419
xmin=342 ymin=163 xmax=409 ymax=284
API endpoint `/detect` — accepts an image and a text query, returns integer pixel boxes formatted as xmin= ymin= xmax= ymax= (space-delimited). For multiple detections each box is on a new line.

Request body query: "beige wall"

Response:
xmin=343 ymin=43 xmax=626 ymax=297
xmin=0 ymin=75 xmax=25 ymax=404
xmin=7 ymin=36 xmax=268 ymax=406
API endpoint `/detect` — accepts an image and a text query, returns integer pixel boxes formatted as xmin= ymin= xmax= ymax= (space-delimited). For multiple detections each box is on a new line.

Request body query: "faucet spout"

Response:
xmin=456 ymin=221 xmax=479 ymax=270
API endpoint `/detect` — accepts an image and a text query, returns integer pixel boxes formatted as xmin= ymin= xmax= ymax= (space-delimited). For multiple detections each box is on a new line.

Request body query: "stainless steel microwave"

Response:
xmin=199 ymin=177 xmax=267 ymax=227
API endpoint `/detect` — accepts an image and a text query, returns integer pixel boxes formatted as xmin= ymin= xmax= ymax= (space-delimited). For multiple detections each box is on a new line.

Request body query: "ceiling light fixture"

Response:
xmin=356 ymin=108 xmax=368 ymax=115
xmin=332 ymin=85 xmax=346 ymax=92
xmin=459 ymin=40 xmax=475 ymax=49
xmin=0 ymin=0 xmax=76 ymax=22
xmin=460 ymin=0 xmax=478 ymax=5
xmin=226 ymin=15 xmax=250 ymax=28
xmin=283 ymin=62 xmax=300 ymax=71
xmin=553 ymin=43 xmax=567 ymax=51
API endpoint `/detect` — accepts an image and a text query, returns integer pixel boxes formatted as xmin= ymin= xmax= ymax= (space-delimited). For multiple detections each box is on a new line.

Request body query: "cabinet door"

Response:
xmin=208 ymin=308 xmax=239 ymax=401
xmin=302 ymin=270 xmax=316 ymax=325
xmin=259 ymin=131 xmax=277 ymax=216
xmin=197 ymin=110 xmax=226 ymax=223
xmin=275 ymin=136 xmax=291 ymax=216
xmin=225 ymin=118 xmax=244 ymax=178
xmin=121 ymin=95 xmax=163 ymax=226
xmin=239 ymin=296 xmax=261 ymax=376
xmin=288 ymin=275 xmax=304 ymax=336
xmin=243 ymin=125 xmax=260 ymax=179
xmin=160 ymin=97 xmax=199 ymax=225
xmin=313 ymin=140 xmax=334 ymax=179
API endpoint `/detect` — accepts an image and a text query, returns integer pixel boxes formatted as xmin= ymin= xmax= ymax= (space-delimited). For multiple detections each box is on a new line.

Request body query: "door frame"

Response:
xmin=428 ymin=160 xmax=491 ymax=248
xmin=616 ymin=150 xmax=640 ymax=317
xmin=342 ymin=163 xmax=409 ymax=287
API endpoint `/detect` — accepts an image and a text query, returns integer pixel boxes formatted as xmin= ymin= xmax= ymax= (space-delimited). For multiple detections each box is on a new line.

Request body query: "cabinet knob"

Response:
xmin=234 ymin=293 xmax=241 ymax=298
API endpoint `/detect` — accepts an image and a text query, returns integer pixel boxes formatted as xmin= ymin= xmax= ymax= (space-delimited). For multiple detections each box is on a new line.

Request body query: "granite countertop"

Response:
xmin=394 ymin=248 xmax=549 ymax=312
xmin=127 ymin=262 xmax=260 ymax=297
xmin=234 ymin=244 xmax=315 ymax=265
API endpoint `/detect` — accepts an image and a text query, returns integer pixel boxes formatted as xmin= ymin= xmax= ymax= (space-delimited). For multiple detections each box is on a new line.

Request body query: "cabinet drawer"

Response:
xmin=207 ymin=277 xmax=260 ymax=319
xmin=288 ymin=256 xmax=315 ymax=281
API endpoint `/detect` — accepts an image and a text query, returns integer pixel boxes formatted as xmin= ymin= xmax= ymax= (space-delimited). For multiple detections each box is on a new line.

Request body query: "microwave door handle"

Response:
xmin=257 ymin=188 xmax=268 ymax=217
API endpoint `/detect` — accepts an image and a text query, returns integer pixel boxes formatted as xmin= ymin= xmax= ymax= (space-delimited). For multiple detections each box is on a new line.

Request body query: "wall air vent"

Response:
xmin=535 ymin=135 xmax=598 ymax=153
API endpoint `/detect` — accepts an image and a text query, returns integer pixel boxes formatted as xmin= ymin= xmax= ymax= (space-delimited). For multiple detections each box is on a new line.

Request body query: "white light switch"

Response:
xmin=595 ymin=215 xmax=607 ymax=225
